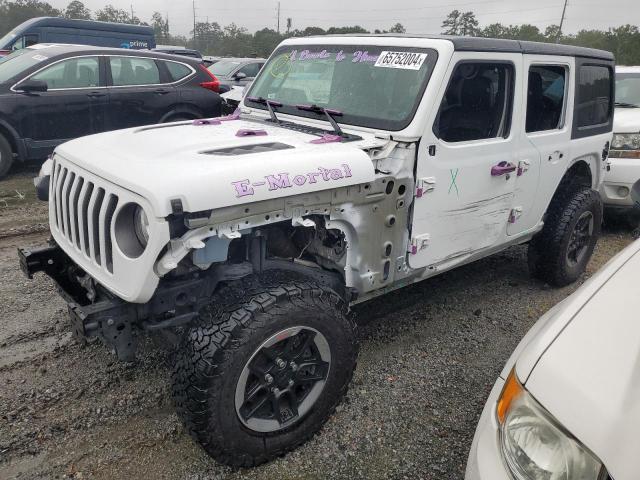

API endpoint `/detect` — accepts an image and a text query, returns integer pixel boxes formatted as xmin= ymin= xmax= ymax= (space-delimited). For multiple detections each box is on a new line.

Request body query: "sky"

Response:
xmin=45 ymin=0 xmax=639 ymax=38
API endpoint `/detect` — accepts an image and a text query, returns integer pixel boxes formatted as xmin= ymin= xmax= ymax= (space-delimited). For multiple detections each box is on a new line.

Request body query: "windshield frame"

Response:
xmin=244 ymin=44 xmax=438 ymax=132
xmin=615 ymin=72 xmax=640 ymax=108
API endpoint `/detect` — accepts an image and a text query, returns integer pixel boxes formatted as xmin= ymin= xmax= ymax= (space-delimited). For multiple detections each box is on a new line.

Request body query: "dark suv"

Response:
xmin=0 ymin=44 xmax=222 ymax=178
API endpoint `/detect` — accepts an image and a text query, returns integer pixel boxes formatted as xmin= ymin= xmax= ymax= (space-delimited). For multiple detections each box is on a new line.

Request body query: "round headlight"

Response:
xmin=134 ymin=206 xmax=150 ymax=246
xmin=115 ymin=203 xmax=150 ymax=258
xmin=501 ymin=390 xmax=603 ymax=480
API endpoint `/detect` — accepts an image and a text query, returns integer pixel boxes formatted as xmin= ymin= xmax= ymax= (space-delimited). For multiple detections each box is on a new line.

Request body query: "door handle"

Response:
xmin=154 ymin=89 xmax=170 ymax=95
xmin=491 ymin=161 xmax=517 ymax=177
xmin=86 ymin=91 xmax=106 ymax=98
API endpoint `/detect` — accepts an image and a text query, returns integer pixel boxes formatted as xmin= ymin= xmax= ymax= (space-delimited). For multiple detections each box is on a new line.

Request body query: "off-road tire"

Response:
xmin=0 ymin=134 xmax=13 ymax=179
xmin=528 ymin=187 xmax=602 ymax=287
xmin=172 ymin=274 xmax=358 ymax=467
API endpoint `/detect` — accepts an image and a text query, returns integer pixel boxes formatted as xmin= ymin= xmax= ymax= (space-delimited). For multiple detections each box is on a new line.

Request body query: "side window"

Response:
xmin=434 ymin=62 xmax=514 ymax=143
xmin=164 ymin=61 xmax=192 ymax=82
xmin=238 ymin=62 xmax=261 ymax=78
xmin=12 ymin=34 xmax=39 ymax=51
xmin=576 ymin=65 xmax=612 ymax=128
xmin=30 ymin=57 xmax=100 ymax=89
xmin=526 ymin=65 xmax=567 ymax=133
xmin=110 ymin=57 xmax=160 ymax=86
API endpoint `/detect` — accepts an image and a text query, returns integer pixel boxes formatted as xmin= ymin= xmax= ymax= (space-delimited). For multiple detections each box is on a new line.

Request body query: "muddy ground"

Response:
xmin=0 ymin=169 xmax=636 ymax=480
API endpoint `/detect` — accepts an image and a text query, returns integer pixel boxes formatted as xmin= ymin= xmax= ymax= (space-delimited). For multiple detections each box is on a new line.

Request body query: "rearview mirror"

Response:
xmin=18 ymin=80 xmax=48 ymax=93
xmin=234 ymin=71 xmax=247 ymax=81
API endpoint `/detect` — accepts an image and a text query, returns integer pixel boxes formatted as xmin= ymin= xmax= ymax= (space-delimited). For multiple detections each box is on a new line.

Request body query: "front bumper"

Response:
xmin=465 ymin=378 xmax=511 ymax=480
xmin=600 ymin=157 xmax=640 ymax=207
xmin=18 ymin=243 xmax=204 ymax=361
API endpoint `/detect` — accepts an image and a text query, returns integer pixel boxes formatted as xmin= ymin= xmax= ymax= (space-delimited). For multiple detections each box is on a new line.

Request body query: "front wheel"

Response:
xmin=528 ymin=187 xmax=602 ymax=286
xmin=172 ymin=277 xmax=358 ymax=467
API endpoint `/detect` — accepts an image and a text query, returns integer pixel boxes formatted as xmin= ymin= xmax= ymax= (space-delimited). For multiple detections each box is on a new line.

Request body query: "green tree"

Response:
xmin=151 ymin=11 xmax=169 ymax=42
xmin=95 ymin=4 xmax=140 ymax=24
xmin=459 ymin=11 xmax=478 ymax=36
xmin=325 ymin=25 xmax=369 ymax=34
xmin=442 ymin=10 xmax=478 ymax=36
xmin=388 ymin=23 xmax=406 ymax=34
xmin=0 ymin=0 xmax=61 ymax=36
xmin=64 ymin=0 xmax=90 ymax=20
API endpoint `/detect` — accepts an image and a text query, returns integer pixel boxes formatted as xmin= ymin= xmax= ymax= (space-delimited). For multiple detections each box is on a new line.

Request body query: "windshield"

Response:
xmin=246 ymin=44 xmax=436 ymax=131
xmin=0 ymin=48 xmax=49 ymax=83
xmin=616 ymin=72 xmax=640 ymax=107
xmin=0 ymin=31 xmax=17 ymax=49
xmin=209 ymin=60 xmax=241 ymax=77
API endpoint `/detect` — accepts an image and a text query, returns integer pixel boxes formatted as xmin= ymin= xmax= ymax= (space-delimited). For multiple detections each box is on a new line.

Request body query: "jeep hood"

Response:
xmin=518 ymin=240 xmax=640 ymax=480
xmin=54 ymin=119 xmax=380 ymax=217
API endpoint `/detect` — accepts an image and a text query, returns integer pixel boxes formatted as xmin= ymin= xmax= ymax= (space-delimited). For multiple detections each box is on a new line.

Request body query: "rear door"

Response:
xmin=409 ymin=52 xmax=524 ymax=269
xmin=508 ymin=56 xmax=573 ymax=236
xmin=106 ymin=55 xmax=178 ymax=129
xmin=17 ymin=55 xmax=106 ymax=158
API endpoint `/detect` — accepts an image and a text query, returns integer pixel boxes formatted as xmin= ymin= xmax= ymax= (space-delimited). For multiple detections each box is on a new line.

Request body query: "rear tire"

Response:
xmin=172 ymin=275 xmax=358 ymax=467
xmin=0 ymin=134 xmax=13 ymax=179
xmin=528 ymin=187 xmax=602 ymax=287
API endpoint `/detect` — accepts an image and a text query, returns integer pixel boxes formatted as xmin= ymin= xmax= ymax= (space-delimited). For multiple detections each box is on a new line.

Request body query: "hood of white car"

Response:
xmin=613 ymin=107 xmax=640 ymax=133
xmin=523 ymin=240 xmax=640 ymax=480
xmin=54 ymin=117 xmax=381 ymax=217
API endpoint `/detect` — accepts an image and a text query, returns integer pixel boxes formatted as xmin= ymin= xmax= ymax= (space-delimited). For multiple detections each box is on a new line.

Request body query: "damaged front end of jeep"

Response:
xmin=18 ymin=116 xmax=417 ymax=362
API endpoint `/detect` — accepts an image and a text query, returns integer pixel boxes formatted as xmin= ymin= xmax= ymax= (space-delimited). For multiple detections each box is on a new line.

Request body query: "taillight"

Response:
xmin=199 ymin=64 xmax=220 ymax=93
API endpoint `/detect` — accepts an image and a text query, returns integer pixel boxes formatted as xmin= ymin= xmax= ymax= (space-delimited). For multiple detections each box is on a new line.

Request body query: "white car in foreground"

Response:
xmin=466 ymin=238 xmax=640 ymax=480
xmin=602 ymin=66 xmax=640 ymax=220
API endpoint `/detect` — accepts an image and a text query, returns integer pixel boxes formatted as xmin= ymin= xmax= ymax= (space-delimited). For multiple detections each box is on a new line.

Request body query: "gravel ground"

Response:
xmin=0 ymin=225 xmax=634 ymax=480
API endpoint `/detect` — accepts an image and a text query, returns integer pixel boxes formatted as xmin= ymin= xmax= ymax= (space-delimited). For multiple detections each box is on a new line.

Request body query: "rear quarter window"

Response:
xmin=164 ymin=61 xmax=192 ymax=82
xmin=573 ymin=61 xmax=614 ymax=138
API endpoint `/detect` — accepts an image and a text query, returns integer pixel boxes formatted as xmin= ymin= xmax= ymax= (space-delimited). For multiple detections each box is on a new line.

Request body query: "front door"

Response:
xmin=409 ymin=53 xmax=524 ymax=269
xmin=19 ymin=55 xmax=106 ymax=158
xmin=508 ymin=56 xmax=573 ymax=236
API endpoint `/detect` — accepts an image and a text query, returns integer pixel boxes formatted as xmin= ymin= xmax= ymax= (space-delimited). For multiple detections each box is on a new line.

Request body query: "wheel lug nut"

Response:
xmin=272 ymin=387 xmax=280 ymax=395
xmin=264 ymin=374 xmax=273 ymax=384
xmin=276 ymin=358 xmax=286 ymax=368
xmin=290 ymin=361 xmax=297 ymax=371
xmin=288 ymin=379 xmax=294 ymax=387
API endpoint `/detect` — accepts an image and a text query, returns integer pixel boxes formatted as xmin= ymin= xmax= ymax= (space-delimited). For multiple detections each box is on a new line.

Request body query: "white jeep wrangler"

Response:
xmin=19 ymin=35 xmax=614 ymax=466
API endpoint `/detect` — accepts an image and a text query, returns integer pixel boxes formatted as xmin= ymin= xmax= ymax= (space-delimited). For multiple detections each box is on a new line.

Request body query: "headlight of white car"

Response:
xmin=497 ymin=370 xmax=606 ymax=480
xmin=611 ymin=133 xmax=640 ymax=150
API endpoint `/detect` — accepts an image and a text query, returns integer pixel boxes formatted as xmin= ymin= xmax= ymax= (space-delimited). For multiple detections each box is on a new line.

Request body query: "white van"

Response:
xmin=601 ymin=66 xmax=640 ymax=221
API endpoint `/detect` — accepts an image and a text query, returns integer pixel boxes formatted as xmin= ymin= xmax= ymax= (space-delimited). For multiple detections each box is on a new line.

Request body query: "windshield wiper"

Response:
xmin=296 ymin=104 xmax=344 ymax=136
xmin=247 ymin=96 xmax=283 ymax=123
xmin=615 ymin=101 xmax=640 ymax=108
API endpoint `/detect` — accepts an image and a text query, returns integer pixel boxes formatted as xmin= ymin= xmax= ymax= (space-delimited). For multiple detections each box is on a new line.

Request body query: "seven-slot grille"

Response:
xmin=50 ymin=158 xmax=119 ymax=274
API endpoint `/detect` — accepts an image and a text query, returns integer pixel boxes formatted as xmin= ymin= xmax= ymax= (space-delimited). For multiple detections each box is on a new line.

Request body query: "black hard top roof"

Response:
xmin=319 ymin=34 xmax=614 ymax=61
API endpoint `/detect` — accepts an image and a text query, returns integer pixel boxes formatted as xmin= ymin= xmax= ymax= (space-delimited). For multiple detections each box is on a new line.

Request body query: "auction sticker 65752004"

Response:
xmin=374 ymin=51 xmax=428 ymax=70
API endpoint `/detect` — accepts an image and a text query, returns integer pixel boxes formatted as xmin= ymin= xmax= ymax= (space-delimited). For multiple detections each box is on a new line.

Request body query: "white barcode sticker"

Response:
xmin=375 ymin=51 xmax=427 ymax=70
